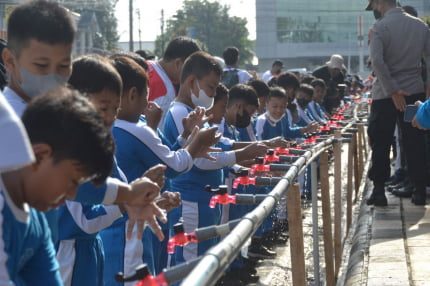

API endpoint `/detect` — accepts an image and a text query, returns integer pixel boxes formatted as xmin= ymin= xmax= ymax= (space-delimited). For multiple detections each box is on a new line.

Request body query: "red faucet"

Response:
xmin=208 ymin=185 xmax=237 ymax=208
xmin=232 ymin=169 xmax=256 ymax=189
xmin=264 ymin=149 xmax=280 ymax=164
xmin=116 ymin=264 xmax=168 ymax=286
xmin=250 ymin=157 xmax=271 ymax=176
xmin=167 ymin=223 xmax=198 ymax=254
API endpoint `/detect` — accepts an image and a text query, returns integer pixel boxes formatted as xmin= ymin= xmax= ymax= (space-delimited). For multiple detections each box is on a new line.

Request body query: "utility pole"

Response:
xmin=160 ymin=9 xmax=165 ymax=54
xmin=137 ymin=8 xmax=142 ymax=50
xmin=129 ymin=0 xmax=134 ymax=52
xmin=357 ymin=15 xmax=364 ymax=74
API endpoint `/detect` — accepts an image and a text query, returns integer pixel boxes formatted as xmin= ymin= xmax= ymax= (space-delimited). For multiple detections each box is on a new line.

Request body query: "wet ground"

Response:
xmin=235 ymin=143 xmax=361 ymax=286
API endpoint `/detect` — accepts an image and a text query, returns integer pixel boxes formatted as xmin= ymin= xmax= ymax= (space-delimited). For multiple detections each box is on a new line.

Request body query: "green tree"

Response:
xmin=155 ymin=0 xmax=253 ymax=65
xmin=62 ymin=0 xmax=119 ymax=51
xmin=422 ymin=16 xmax=430 ymax=27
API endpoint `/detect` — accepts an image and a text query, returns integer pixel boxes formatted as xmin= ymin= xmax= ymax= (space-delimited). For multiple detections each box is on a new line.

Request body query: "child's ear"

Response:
xmin=128 ymin=87 xmax=138 ymax=102
xmin=2 ymin=48 xmax=16 ymax=74
xmin=174 ymin=58 xmax=183 ymax=72
xmin=31 ymin=144 xmax=53 ymax=167
xmin=185 ymin=75 xmax=196 ymax=89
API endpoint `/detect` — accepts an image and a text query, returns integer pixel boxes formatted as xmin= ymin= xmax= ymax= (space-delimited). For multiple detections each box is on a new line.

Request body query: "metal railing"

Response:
xmin=180 ymin=102 xmax=370 ymax=286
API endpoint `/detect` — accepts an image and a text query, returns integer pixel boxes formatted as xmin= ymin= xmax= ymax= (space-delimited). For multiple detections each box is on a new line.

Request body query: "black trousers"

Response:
xmin=368 ymin=94 xmax=427 ymax=195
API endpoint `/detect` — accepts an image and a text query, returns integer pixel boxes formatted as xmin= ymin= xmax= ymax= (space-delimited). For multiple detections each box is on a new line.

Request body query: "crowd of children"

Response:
xmin=0 ymin=1 xmax=341 ymax=285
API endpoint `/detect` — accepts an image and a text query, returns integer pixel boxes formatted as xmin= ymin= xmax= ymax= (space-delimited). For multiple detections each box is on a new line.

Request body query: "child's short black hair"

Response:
xmin=298 ymin=84 xmax=314 ymax=97
xmin=215 ymin=84 xmax=229 ymax=104
xmin=111 ymin=52 xmax=148 ymax=71
xmin=7 ymin=1 xmax=75 ymax=54
xmin=22 ymin=87 xmax=114 ymax=185
xmin=301 ymin=75 xmax=316 ymax=85
xmin=180 ymin=51 xmax=222 ymax=83
xmin=268 ymin=87 xmax=287 ymax=100
xmin=163 ymin=37 xmax=201 ymax=62
xmin=248 ymin=79 xmax=270 ymax=98
xmin=135 ymin=50 xmax=155 ymax=60
xmin=228 ymin=84 xmax=259 ymax=108
xmin=311 ymin=78 xmax=326 ymax=89
xmin=111 ymin=55 xmax=148 ymax=95
xmin=69 ymin=55 xmax=122 ymax=96
xmin=277 ymin=72 xmax=300 ymax=90
xmin=267 ymin=77 xmax=278 ymax=87
xmin=222 ymin=47 xmax=239 ymax=66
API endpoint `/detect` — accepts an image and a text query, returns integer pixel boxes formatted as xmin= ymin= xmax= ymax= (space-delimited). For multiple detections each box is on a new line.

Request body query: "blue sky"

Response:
xmin=115 ymin=0 xmax=256 ymax=42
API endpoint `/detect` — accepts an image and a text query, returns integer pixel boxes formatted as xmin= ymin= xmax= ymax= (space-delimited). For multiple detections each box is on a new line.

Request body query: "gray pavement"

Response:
xmin=367 ymin=192 xmax=430 ymax=286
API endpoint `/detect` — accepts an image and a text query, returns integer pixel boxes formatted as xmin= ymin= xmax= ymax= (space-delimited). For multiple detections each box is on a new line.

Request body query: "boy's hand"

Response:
xmin=156 ymin=191 xmax=181 ymax=212
xmin=182 ymin=107 xmax=211 ymax=139
xmin=236 ymin=142 xmax=268 ymax=162
xmin=142 ymin=164 xmax=166 ymax=189
xmin=303 ymin=122 xmax=319 ymax=134
xmin=144 ymin=102 xmax=163 ymax=131
xmin=125 ymin=202 xmax=167 ymax=241
xmin=263 ymin=136 xmax=290 ymax=148
xmin=186 ymin=126 xmax=222 ymax=160
xmin=127 ymin=177 xmax=161 ymax=206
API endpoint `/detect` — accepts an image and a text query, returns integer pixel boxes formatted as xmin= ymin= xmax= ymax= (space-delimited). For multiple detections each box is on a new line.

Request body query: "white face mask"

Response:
xmin=267 ymin=112 xmax=285 ymax=124
xmin=19 ymin=67 xmax=69 ymax=98
xmin=191 ymin=80 xmax=214 ymax=109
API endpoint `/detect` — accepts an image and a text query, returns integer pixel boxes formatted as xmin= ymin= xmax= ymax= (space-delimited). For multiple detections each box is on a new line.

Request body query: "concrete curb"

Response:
xmin=342 ymin=161 xmax=373 ymax=286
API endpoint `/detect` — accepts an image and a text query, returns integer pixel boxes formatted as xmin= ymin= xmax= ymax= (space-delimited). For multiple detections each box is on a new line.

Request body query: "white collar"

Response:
xmin=0 ymin=176 xmax=30 ymax=224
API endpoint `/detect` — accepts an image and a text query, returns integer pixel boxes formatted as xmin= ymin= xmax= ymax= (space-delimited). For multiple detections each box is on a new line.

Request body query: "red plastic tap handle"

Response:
xmin=274 ymin=147 xmax=290 ymax=155
xmin=135 ymin=274 xmax=168 ymax=286
xmin=134 ymin=276 xmax=157 ymax=286
xmin=250 ymin=164 xmax=270 ymax=175
xmin=167 ymin=232 xmax=198 ymax=254
xmin=264 ymin=154 xmax=279 ymax=164
xmin=209 ymin=194 xmax=237 ymax=208
xmin=233 ymin=176 xmax=256 ymax=188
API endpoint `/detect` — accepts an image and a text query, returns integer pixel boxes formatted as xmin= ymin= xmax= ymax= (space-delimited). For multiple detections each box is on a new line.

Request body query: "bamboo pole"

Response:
xmin=287 ymin=183 xmax=306 ymax=286
xmin=320 ymin=151 xmax=335 ymax=286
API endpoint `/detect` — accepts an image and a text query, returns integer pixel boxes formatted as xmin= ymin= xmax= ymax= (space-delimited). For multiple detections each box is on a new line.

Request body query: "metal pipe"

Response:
xmin=163 ymin=257 xmax=202 ymax=284
xmin=194 ymin=219 xmax=241 ymax=242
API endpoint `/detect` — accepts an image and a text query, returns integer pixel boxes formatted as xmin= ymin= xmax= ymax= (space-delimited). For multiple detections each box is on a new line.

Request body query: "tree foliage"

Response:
xmin=422 ymin=16 xmax=430 ymax=27
xmin=155 ymin=0 xmax=253 ymax=65
xmin=62 ymin=0 xmax=119 ymax=51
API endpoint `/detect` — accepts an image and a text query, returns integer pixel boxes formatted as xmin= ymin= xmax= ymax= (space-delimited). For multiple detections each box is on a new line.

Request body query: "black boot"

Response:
xmin=411 ymin=186 xmax=427 ymax=206
xmin=367 ymin=183 xmax=387 ymax=206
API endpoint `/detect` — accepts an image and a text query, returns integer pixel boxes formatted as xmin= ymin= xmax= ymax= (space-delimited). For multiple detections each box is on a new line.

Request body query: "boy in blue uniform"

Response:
xmin=0 ymin=88 xmax=115 ymax=285
xmin=56 ymin=55 xmax=131 ymax=286
xmin=255 ymin=87 xmax=318 ymax=233
xmin=295 ymin=84 xmax=319 ymax=126
xmin=248 ymin=79 xmax=270 ymax=116
xmin=256 ymin=87 xmax=317 ymax=141
xmin=102 ymin=55 xmax=219 ymax=281
xmin=2 ymin=1 xmax=166 ymax=245
xmin=310 ymin=79 xmax=330 ymax=123
xmin=163 ymin=52 xmax=268 ymax=263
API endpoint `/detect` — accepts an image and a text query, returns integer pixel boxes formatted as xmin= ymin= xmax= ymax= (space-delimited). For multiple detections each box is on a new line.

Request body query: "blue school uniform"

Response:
xmin=416 ymin=100 xmax=430 ymax=129
xmin=296 ymin=103 xmax=316 ymax=127
xmin=0 ymin=178 xmax=62 ymax=286
xmin=255 ymin=112 xmax=303 ymax=141
xmin=163 ymin=102 xmax=236 ymax=263
xmin=102 ymin=117 xmax=194 ymax=279
xmin=308 ymin=101 xmax=328 ymax=124
xmin=56 ymin=160 xmax=125 ymax=286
